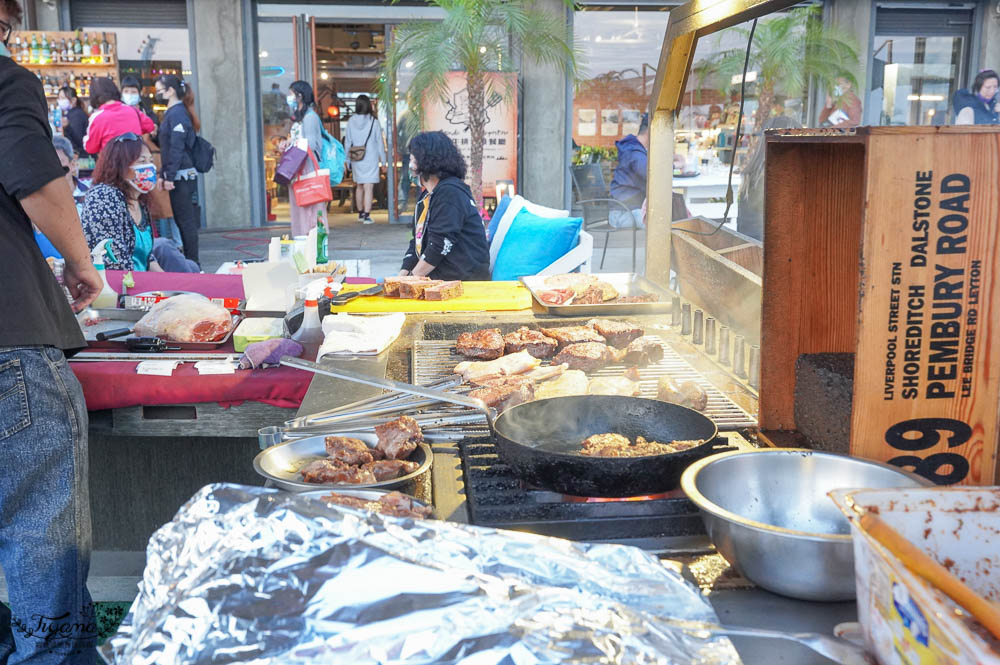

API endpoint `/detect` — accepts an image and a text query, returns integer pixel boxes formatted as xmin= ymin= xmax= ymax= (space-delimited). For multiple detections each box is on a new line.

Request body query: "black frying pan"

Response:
xmin=493 ymin=395 xmax=718 ymax=497
xmin=280 ymin=359 xmax=719 ymax=498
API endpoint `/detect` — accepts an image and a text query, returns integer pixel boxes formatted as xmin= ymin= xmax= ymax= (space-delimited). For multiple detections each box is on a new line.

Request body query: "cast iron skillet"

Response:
xmin=280 ymin=358 xmax=719 ymax=498
xmin=493 ymin=395 xmax=718 ymax=497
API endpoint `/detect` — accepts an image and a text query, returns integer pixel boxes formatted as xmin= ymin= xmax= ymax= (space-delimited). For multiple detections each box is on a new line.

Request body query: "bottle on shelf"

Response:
xmin=73 ymin=30 xmax=82 ymax=62
xmin=12 ymin=36 xmax=21 ymax=62
xmin=29 ymin=34 xmax=39 ymax=64
xmin=90 ymin=33 xmax=100 ymax=61
xmin=100 ymin=33 xmax=109 ymax=63
xmin=40 ymin=34 xmax=48 ymax=64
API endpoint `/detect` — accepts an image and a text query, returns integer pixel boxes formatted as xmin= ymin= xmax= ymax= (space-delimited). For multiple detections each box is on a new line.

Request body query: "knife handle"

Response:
xmin=96 ymin=327 xmax=132 ymax=341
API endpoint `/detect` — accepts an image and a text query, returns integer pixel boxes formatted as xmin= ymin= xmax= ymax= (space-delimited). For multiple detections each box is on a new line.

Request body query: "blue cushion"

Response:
xmin=487 ymin=195 xmax=512 ymax=244
xmin=492 ymin=209 xmax=582 ymax=281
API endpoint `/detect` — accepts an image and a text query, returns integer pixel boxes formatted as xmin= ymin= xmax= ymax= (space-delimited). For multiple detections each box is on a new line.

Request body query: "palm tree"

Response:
xmin=379 ymin=0 xmax=577 ymax=206
xmin=694 ymin=6 xmax=859 ymax=129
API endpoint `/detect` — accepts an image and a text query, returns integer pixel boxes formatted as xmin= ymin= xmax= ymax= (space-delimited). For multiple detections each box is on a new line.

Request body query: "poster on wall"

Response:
xmin=423 ymin=71 xmax=518 ymax=192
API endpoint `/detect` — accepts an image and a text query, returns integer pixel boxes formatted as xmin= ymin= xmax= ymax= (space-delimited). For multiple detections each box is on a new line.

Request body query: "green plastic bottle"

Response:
xmin=316 ymin=211 xmax=328 ymax=265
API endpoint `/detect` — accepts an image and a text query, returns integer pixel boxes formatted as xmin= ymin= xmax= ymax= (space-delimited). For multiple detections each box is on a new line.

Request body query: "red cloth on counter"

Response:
xmin=106 ymin=270 xmax=246 ymax=298
xmin=72 ymin=360 xmax=312 ymax=411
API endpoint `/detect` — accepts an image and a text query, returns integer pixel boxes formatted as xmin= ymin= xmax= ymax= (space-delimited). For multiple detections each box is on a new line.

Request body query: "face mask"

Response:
xmin=978 ymin=91 xmax=996 ymax=105
xmin=128 ymin=164 xmax=157 ymax=194
xmin=833 ymin=85 xmax=843 ymax=97
xmin=287 ymin=95 xmax=298 ymax=110
xmin=57 ymin=98 xmax=72 ymax=111
xmin=154 ymin=91 xmax=165 ymax=103
xmin=0 ymin=41 xmax=8 ymax=58
xmin=123 ymin=92 xmax=140 ymax=107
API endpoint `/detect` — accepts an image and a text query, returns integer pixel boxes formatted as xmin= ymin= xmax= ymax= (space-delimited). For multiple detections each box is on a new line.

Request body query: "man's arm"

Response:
xmin=21 ymin=178 xmax=102 ymax=311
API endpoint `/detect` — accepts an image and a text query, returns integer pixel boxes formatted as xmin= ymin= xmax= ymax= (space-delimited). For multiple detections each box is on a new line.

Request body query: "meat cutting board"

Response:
xmin=329 ymin=281 xmax=532 ymax=313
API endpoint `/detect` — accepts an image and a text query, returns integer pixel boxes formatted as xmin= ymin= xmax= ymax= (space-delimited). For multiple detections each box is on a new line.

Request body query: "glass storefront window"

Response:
xmin=870 ymin=36 xmax=964 ymax=126
xmin=257 ymin=18 xmax=297 ymax=223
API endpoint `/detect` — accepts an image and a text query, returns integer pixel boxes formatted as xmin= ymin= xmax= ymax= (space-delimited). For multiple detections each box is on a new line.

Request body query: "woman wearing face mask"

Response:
xmin=282 ymin=80 xmax=329 ymax=237
xmin=121 ymin=75 xmax=156 ymax=123
xmin=80 ymin=134 xmax=199 ymax=273
xmin=154 ymin=74 xmax=202 ymax=266
xmin=57 ymin=86 xmax=89 ymax=157
xmin=84 ymin=77 xmax=156 ymax=155
xmin=953 ymin=70 xmax=1000 ymax=125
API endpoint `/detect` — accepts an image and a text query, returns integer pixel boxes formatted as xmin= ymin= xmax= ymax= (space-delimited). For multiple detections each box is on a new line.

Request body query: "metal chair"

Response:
xmin=570 ymin=163 xmax=639 ymax=271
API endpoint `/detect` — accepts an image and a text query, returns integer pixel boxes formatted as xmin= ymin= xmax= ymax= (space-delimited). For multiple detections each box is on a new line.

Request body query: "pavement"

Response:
xmin=198 ymin=221 xmax=647 ymax=276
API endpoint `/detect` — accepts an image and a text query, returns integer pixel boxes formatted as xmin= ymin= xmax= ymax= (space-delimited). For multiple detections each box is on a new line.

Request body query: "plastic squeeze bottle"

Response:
xmin=316 ymin=211 xmax=328 ymax=265
xmin=91 ymin=239 xmax=118 ymax=309
xmin=291 ymin=298 xmax=325 ymax=359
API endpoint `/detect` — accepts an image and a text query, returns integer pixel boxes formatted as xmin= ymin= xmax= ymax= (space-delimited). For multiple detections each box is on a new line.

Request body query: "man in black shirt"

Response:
xmin=0 ymin=2 xmax=102 ymax=662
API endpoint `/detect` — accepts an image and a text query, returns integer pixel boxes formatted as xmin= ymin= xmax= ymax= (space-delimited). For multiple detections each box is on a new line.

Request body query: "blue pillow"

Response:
xmin=487 ymin=195 xmax=512 ymax=244
xmin=492 ymin=209 xmax=582 ymax=281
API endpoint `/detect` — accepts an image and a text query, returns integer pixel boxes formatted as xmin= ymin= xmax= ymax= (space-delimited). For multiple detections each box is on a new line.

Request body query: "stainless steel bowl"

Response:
xmin=681 ymin=449 xmax=931 ymax=601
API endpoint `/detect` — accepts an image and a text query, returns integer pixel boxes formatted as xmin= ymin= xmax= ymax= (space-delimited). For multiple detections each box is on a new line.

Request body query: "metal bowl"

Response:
xmin=680 ymin=448 xmax=931 ymax=601
xmin=253 ymin=432 xmax=432 ymax=493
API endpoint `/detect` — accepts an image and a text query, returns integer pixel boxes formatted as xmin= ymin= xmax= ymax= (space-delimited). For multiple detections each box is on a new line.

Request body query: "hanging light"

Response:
xmin=327 ymin=105 xmax=340 ymax=118
xmin=320 ymin=72 xmax=329 ymax=80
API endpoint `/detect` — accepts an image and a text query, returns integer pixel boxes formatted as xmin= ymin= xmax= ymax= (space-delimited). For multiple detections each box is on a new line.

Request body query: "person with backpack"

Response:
xmin=155 ymin=74 xmax=205 ymax=266
xmin=345 ymin=94 xmax=385 ymax=224
xmin=282 ymin=80 xmax=328 ymax=236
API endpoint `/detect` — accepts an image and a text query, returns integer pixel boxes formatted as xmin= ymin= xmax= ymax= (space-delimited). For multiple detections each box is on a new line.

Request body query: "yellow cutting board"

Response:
xmin=330 ymin=281 xmax=532 ymax=313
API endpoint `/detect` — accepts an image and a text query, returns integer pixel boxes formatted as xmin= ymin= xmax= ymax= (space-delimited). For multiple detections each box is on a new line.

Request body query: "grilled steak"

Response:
xmin=469 ymin=378 xmax=535 ymax=412
xmin=374 ymin=415 xmax=424 ymax=460
xmin=321 ymin=490 xmax=432 ymax=518
xmin=362 ymin=459 xmax=420 ymax=482
xmin=554 ymin=341 xmax=613 ymax=372
xmin=503 ymin=327 xmax=557 ymax=359
xmin=324 ymin=436 xmax=376 ymax=466
xmin=588 ymin=319 xmax=644 ymax=348
xmin=622 ymin=336 xmax=665 ymax=366
xmin=399 ymin=279 xmax=443 ymax=299
xmin=383 ymin=276 xmax=431 ymax=298
xmin=539 ymin=325 xmax=605 ymax=350
xmin=456 ymin=328 xmax=505 ymax=360
xmin=423 ymin=280 xmax=464 ymax=301
xmin=301 ymin=459 xmax=378 ymax=485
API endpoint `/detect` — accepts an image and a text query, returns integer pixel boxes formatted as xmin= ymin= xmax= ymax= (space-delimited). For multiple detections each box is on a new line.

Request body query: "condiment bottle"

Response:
xmin=291 ymin=298 xmax=325 ymax=359
xmin=90 ymin=239 xmax=118 ymax=309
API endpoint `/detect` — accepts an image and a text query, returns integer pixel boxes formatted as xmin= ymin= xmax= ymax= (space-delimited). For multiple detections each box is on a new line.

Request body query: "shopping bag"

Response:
xmin=274 ymin=145 xmax=308 ymax=185
xmin=292 ymin=151 xmax=333 ymax=207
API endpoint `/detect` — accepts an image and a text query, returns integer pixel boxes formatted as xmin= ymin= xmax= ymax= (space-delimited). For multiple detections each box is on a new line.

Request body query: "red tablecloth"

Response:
xmin=73 ymin=271 xmax=312 ymax=411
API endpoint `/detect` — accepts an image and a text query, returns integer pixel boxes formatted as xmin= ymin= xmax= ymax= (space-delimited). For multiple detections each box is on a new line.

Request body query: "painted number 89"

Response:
xmin=885 ymin=418 xmax=971 ymax=485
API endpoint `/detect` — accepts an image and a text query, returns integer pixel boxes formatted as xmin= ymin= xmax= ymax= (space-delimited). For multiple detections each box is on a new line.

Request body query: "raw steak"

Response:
xmin=133 ymin=294 xmax=232 ymax=343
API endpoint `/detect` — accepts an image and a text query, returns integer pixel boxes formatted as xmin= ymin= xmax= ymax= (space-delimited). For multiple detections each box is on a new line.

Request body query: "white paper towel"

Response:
xmin=317 ymin=313 xmax=406 ymax=357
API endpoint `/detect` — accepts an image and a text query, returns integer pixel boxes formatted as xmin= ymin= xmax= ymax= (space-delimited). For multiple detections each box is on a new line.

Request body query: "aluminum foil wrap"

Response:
xmin=102 ymin=484 xmax=741 ymax=665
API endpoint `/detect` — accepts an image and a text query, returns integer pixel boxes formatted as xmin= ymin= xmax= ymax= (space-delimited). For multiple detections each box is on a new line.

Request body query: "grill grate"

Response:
xmin=413 ymin=336 xmax=756 ymax=431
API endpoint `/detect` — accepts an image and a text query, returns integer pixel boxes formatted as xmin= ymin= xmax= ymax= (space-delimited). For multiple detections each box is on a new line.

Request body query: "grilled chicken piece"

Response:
xmin=469 ymin=378 xmax=535 ymax=412
xmin=539 ymin=325 xmax=605 ymax=351
xmin=534 ymin=370 xmax=589 ymax=400
xmin=656 ymin=376 xmax=709 ymax=411
xmin=301 ymin=459 xmax=378 ymax=485
xmin=554 ymin=342 xmax=613 ymax=372
xmin=588 ymin=319 xmax=644 ymax=349
xmin=503 ymin=327 xmax=558 ymax=359
xmin=324 ymin=436 xmax=376 ymax=466
xmin=522 ymin=363 xmax=568 ymax=383
xmin=362 ymin=459 xmax=420 ymax=482
xmin=454 ymin=350 xmax=540 ymax=383
xmin=622 ymin=336 xmax=665 ymax=366
xmin=587 ymin=376 xmax=641 ymax=396
xmin=456 ymin=328 xmax=505 ymax=360
xmin=374 ymin=415 xmax=424 ymax=460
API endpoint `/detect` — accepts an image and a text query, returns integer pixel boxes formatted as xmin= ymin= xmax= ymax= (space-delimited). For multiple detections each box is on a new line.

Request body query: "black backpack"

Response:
xmin=191 ymin=135 xmax=215 ymax=173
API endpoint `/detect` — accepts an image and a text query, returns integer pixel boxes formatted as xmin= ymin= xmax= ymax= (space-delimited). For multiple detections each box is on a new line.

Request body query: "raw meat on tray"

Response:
xmin=133 ymin=294 xmax=232 ymax=343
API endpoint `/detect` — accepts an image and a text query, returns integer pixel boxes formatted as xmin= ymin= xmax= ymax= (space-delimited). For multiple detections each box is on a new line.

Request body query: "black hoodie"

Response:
xmin=401 ymin=177 xmax=490 ymax=281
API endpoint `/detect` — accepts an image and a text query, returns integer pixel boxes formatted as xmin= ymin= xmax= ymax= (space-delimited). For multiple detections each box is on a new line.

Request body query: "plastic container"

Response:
xmin=830 ymin=487 xmax=1000 ymax=665
xmin=291 ymin=298 xmax=324 ymax=359
xmin=90 ymin=239 xmax=118 ymax=309
xmin=232 ymin=317 xmax=287 ymax=353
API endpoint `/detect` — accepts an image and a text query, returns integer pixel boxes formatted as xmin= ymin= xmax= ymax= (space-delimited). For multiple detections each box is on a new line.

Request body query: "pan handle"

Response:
xmin=280 ymin=356 xmax=496 ymax=426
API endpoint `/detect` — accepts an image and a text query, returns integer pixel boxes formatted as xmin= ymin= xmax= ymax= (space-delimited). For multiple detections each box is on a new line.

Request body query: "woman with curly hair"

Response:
xmin=398 ymin=131 xmax=490 ymax=281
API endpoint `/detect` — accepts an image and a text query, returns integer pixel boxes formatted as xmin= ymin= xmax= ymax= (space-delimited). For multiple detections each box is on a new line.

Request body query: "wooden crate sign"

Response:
xmin=852 ymin=131 xmax=1000 ymax=485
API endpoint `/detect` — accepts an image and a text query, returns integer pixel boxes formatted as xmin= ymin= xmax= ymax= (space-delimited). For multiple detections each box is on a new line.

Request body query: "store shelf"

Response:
xmin=25 ymin=62 xmax=116 ymax=68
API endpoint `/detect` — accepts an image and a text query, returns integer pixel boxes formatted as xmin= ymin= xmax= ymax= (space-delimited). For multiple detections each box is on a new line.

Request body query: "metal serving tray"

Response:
xmin=253 ymin=431 xmax=433 ymax=493
xmin=520 ymin=273 xmax=673 ymax=316
xmin=79 ymin=308 xmax=243 ymax=350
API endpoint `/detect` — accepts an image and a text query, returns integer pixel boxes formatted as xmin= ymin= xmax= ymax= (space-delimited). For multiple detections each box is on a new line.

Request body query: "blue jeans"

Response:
xmin=608 ymin=207 xmax=644 ymax=229
xmin=0 ymin=347 xmax=96 ymax=665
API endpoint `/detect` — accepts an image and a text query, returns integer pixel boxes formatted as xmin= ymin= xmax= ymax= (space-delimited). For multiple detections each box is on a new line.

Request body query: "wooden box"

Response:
xmin=760 ymin=127 xmax=1000 ymax=486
